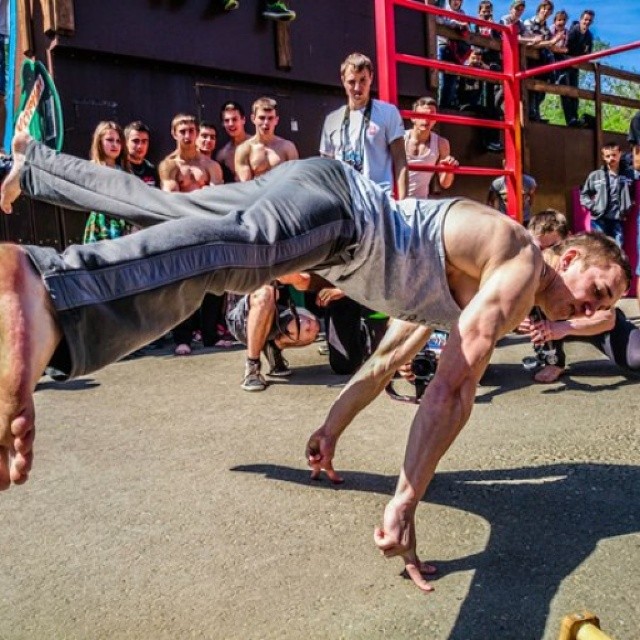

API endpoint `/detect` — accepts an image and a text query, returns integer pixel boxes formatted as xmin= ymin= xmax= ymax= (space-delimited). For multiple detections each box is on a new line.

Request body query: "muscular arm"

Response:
xmin=389 ymin=137 xmax=409 ymax=200
xmin=284 ymin=141 xmax=299 ymax=162
xmin=208 ymin=159 xmax=224 ymax=186
xmin=306 ymin=319 xmax=432 ymax=481
xmin=234 ymin=143 xmax=254 ymax=182
xmin=532 ymin=308 xmax=616 ymax=342
xmin=375 ymin=250 xmax=537 ymax=591
xmin=158 ymin=159 xmax=179 ymax=192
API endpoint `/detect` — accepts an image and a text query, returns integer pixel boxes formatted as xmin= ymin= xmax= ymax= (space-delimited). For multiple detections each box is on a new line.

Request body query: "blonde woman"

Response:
xmin=83 ymin=121 xmax=132 ymax=243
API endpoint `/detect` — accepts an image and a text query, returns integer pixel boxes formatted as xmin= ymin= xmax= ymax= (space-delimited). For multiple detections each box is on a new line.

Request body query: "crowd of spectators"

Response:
xmin=69 ymin=41 xmax=639 ymax=393
xmin=435 ymin=0 xmax=596 ymax=128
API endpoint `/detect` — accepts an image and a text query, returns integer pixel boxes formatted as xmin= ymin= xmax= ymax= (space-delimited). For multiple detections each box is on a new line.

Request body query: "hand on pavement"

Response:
xmin=374 ymin=498 xmax=436 ymax=593
xmin=305 ymin=428 xmax=344 ymax=484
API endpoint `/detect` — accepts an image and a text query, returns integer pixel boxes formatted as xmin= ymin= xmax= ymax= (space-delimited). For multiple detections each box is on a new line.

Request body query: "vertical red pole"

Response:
xmin=501 ymin=24 xmax=523 ymax=223
xmin=374 ymin=0 xmax=398 ymax=104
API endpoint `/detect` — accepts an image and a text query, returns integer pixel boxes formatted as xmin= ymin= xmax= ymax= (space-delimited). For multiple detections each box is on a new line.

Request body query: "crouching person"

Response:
xmin=226 ymin=277 xmax=321 ymax=391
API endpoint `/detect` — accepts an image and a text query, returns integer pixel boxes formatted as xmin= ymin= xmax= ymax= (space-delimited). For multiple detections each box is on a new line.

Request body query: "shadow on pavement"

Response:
xmin=232 ymin=462 xmax=639 ymax=640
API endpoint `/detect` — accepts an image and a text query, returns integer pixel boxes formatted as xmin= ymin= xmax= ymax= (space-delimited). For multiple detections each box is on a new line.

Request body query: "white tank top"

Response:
xmin=405 ymin=130 xmax=440 ymax=198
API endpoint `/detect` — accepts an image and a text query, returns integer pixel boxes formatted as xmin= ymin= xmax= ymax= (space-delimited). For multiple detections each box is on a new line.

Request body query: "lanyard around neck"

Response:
xmin=340 ymin=100 xmax=373 ymax=169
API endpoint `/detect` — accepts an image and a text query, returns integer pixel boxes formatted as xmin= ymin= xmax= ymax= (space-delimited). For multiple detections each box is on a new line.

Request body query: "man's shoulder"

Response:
xmin=216 ymin=141 xmax=234 ymax=156
xmin=322 ymin=106 xmax=345 ymax=128
xmin=371 ymin=99 xmax=401 ymax=116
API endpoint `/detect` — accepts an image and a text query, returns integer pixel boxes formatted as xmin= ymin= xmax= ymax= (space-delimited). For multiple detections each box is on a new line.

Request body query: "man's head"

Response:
xmin=528 ymin=209 xmax=569 ymax=249
xmin=477 ymin=1 xmax=492 ymax=19
xmin=340 ymin=52 xmax=374 ymax=110
xmin=277 ymin=308 xmax=320 ymax=349
xmin=510 ymin=0 xmax=525 ymax=17
xmin=220 ymin=101 xmax=246 ymax=140
xmin=448 ymin=0 xmax=463 ymax=10
xmin=601 ymin=142 xmax=621 ymax=173
xmin=170 ymin=114 xmax=198 ymax=150
xmin=125 ymin=121 xmax=151 ymax=165
xmin=251 ymin=97 xmax=279 ymax=137
xmin=539 ymin=232 xmax=631 ymax=321
xmin=579 ymin=9 xmax=594 ymax=32
xmin=197 ymin=121 xmax=218 ymax=157
xmin=536 ymin=1 xmax=553 ymax=19
xmin=411 ymin=97 xmax=437 ymax=133
xmin=467 ymin=47 xmax=484 ymax=67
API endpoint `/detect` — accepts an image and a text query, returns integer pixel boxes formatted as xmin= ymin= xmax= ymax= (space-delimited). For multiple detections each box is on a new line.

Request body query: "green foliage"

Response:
xmin=539 ymin=39 xmax=640 ymax=133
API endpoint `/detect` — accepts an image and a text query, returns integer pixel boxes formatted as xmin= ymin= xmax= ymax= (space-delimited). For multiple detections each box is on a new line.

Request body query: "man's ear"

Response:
xmin=560 ymin=247 xmax=580 ymax=270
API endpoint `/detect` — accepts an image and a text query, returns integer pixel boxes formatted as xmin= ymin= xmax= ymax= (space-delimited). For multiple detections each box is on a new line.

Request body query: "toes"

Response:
xmin=11 ymin=450 xmax=32 ymax=482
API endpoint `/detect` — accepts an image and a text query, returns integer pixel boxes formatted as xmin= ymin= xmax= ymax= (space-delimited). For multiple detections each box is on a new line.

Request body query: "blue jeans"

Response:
xmin=590 ymin=217 xmax=624 ymax=248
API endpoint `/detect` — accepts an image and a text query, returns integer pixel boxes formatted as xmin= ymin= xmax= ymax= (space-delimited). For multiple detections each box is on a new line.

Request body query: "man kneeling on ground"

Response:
xmin=225 ymin=277 xmax=320 ymax=391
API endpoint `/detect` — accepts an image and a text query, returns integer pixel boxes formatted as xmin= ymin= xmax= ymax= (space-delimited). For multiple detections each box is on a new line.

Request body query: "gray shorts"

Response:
xmin=226 ymin=294 xmax=297 ymax=346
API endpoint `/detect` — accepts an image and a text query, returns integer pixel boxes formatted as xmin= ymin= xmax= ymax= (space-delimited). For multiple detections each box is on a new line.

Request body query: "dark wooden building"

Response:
xmin=3 ymin=0 xmax=631 ymax=247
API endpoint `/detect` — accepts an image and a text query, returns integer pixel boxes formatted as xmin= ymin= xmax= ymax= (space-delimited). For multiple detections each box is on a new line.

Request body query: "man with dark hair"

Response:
xmin=561 ymin=9 xmax=595 ymax=127
xmin=580 ymin=141 xmax=634 ymax=248
xmin=124 ymin=121 xmax=160 ymax=188
xmin=0 ymin=133 xmax=631 ymax=594
xmin=216 ymin=102 xmax=248 ymax=183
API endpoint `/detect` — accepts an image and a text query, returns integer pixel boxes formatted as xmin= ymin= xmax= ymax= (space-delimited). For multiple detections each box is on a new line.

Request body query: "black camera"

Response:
xmin=411 ymin=348 xmax=439 ymax=400
xmin=386 ymin=330 xmax=448 ymax=404
xmin=522 ymin=307 xmax=557 ymax=372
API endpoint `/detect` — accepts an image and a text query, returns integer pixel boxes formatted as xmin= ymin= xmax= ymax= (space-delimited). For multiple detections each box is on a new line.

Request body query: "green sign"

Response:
xmin=15 ymin=59 xmax=64 ymax=151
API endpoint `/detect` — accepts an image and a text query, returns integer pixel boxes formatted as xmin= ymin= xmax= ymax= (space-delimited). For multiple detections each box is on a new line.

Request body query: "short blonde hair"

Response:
xmin=251 ymin=97 xmax=278 ymax=115
xmin=340 ymin=52 xmax=374 ymax=77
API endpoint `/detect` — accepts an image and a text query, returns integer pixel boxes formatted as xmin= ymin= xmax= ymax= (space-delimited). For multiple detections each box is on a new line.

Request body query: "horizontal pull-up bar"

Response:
xmin=392 ymin=0 xmax=511 ymax=34
xmin=400 ymin=110 xmax=510 ymax=131
xmin=518 ymin=40 xmax=640 ymax=80
xmin=395 ymin=52 xmax=507 ymax=84
xmin=408 ymin=163 xmax=510 ymax=177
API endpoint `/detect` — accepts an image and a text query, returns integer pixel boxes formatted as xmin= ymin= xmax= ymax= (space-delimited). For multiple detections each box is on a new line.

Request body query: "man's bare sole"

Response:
xmin=0 ymin=244 xmax=61 ymax=489
xmin=0 ymin=131 xmax=30 ymax=214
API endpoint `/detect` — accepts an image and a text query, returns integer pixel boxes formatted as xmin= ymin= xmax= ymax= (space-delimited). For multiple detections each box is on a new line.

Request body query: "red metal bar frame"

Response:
xmin=374 ymin=0 xmax=523 ymax=219
xmin=518 ymin=40 xmax=640 ymax=80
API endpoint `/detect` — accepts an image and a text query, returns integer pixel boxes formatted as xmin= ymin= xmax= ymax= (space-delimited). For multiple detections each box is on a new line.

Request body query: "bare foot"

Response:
xmin=306 ymin=428 xmax=344 ymax=484
xmin=0 ymin=131 xmax=31 ymax=214
xmin=534 ymin=365 xmax=565 ymax=383
xmin=0 ymin=244 xmax=62 ymax=489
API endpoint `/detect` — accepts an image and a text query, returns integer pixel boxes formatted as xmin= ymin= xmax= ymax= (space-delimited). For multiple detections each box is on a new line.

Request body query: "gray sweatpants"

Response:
xmin=19 ymin=142 xmax=357 ymax=378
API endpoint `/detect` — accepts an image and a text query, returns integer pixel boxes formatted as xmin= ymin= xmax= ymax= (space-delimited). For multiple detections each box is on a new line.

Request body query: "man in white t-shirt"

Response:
xmin=320 ymin=52 xmax=408 ymax=198
xmin=318 ymin=52 xmax=408 ymax=374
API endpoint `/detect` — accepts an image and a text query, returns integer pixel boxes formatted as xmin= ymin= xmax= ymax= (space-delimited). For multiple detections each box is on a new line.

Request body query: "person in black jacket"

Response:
xmin=560 ymin=10 xmax=594 ymax=126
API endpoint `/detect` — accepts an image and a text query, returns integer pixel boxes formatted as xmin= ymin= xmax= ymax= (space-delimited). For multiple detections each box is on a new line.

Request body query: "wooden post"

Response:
xmin=425 ymin=1 xmax=438 ymax=92
xmin=594 ymin=63 xmax=603 ymax=167
xmin=40 ymin=0 xmax=75 ymax=36
xmin=275 ymin=22 xmax=292 ymax=71
xmin=18 ymin=0 xmax=34 ymax=57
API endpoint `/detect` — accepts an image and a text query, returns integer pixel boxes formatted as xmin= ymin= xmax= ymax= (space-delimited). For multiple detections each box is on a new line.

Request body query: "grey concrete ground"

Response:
xmin=1 ymin=301 xmax=639 ymax=640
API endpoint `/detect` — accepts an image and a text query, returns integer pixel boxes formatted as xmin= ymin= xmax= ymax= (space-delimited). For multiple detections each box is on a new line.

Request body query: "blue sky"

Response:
xmin=492 ymin=0 xmax=640 ymax=70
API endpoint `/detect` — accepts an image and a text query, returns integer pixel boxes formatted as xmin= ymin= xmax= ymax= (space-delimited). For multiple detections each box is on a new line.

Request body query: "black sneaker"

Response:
xmin=263 ymin=340 xmax=291 ymax=377
xmin=262 ymin=1 xmax=296 ymax=21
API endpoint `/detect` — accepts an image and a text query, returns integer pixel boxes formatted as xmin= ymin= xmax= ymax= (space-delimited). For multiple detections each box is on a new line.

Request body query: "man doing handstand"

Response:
xmin=0 ymin=133 xmax=630 ymax=593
